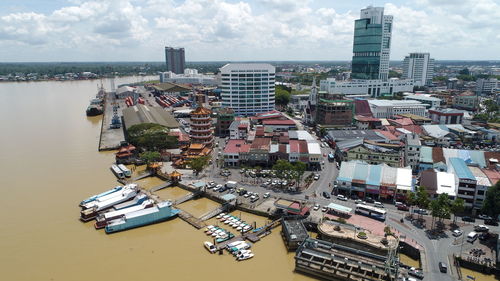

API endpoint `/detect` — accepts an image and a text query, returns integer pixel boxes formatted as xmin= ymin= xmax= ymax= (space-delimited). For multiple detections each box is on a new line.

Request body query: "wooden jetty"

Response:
xmin=214 ymin=218 xmax=282 ymax=250
xmin=177 ymin=209 xmax=206 ymax=229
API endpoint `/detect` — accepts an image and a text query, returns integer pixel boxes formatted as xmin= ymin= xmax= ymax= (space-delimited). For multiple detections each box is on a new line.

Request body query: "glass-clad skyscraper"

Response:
xmin=351 ymin=6 xmax=392 ymax=81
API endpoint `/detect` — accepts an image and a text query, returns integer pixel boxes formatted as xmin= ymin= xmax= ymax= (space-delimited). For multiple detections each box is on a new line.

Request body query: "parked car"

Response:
xmin=438 ymin=262 xmax=447 ymax=273
xmin=484 ymin=219 xmax=498 ymax=226
xmin=478 ymin=214 xmax=493 ymax=220
xmin=397 ymin=204 xmax=409 ymax=211
xmin=479 ymin=232 xmax=490 ymax=241
xmin=321 ymin=206 xmax=328 ymax=212
xmin=452 ymin=229 xmax=463 ymax=237
xmin=313 ymin=204 xmax=320 ymax=211
xmin=243 ymin=193 xmax=251 ymax=198
xmin=462 ymin=216 xmax=476 ymax=222
xmin=374 ymin=202 xmax=384 ymax=208
xmin=355 ymin=199 xmax=366 ymax=204
xmin=263 ymin=192 xmax=270 ymax=199
xmin=365 ymin=197 xmax=375 ymax=203
xmin=313 ymin=174 xmax=320 ymax=180
xmin=413 ymin=209 xmax=428 ymax=215
xmin=322 ymin=192 xmax=331 ymax=199
xmin=337 ymin=195 xmax=347 ymax=201
xmin=474 ymin=225 xmax=489 ymax=232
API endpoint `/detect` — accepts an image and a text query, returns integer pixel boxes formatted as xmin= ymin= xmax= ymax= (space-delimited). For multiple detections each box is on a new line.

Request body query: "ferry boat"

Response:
xmin=94 ymin=199 xmax=154 ymax=229
xmin=81 ymin=184 xmax=137 ymax=210
xmin=105 ymin=201 xmax=180 ymax=234
xmin=117 ymin=164 xmax=131 ymax=177
xmin=80 ymin=188 xmax=138 ymax=221
xmin=80 ymin=186 xmax=123 ymax=207
xmin=110 ymin=164 xmax=125 ymax=179
xmin=113 ymin=194 xmax=148 ymax=210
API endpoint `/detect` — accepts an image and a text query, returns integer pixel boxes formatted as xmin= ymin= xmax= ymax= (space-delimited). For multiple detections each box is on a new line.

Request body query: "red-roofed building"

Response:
xmin=262 ymin=119 xmax=297 ymax=131
xmin=289 ymin=140 xmax=309 ymax=162
xmin=481 ymin=168 xmax=500 ymax=186
xmin=223 ymin=139 xmax=251 ymax=166
xmin=373 ymin=129 xmax=400 ymax=143
xmin=354 ymin=99 xmax=373 ymax=117
xmin=401 ymin=125 xmax=423 ymax=135
xmin=354 ymin=115 xmax=381 ymax=129
xmin=388 ymin=117 xmax=414 ymax=127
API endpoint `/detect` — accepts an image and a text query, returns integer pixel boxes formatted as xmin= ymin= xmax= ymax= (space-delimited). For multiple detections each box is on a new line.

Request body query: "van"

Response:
xmin=225 ymin=181 xmax=237 ymax=189
xmin=467 ymin=231 xmax=478 ymax=243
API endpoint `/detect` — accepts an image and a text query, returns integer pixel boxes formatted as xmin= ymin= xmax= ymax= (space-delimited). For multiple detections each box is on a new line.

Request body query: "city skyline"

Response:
xmin=1 ymin=0 xmax=499 ymax=62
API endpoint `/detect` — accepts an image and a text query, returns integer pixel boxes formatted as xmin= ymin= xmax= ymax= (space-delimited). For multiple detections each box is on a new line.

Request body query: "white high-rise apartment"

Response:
xmin=402 ymin=53 xmax=434 ymax=86
xmin=220 ymin=63 xmax=275 ymax=116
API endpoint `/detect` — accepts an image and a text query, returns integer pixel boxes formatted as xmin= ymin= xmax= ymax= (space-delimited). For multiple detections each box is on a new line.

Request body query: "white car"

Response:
xmin=337 ymin=195 xmax=347 ymax=201
xmin=263 ymin=192 xmax=270 ymax=198
xmin=452 ymin=229 xmax=463 ymax=237
xmin=313 ymin=174 xmax=320 ymax=180
xmin=313 ymin=204 xmax=320 ymax=211
xmin=374 ymin=202 xmax=384 ymax=208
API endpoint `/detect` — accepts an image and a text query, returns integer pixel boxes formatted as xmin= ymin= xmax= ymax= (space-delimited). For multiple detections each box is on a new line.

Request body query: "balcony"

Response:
xmin=191 ymin=116 xmax=210 ymax=121
xmin=190 ymin=128 xmax=212 ymax=133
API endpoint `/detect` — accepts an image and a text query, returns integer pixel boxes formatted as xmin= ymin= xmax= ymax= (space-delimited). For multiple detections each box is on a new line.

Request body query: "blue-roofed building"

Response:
xmin=336 ymin=161 xmax=413 ymax=201
xmin=448 ymin=157 xmax=477 ymax=209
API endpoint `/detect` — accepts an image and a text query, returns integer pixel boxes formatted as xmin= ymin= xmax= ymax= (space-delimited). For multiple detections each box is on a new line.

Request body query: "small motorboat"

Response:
xmin=204 ymin=241 xmax=217 ymax=253
xmin=237 ymin=252 xmax=254 ymax=261
xmin=234 ymin=249 xmax=251 ymax=256
xmin=216 ymin=213 xmax=225 ymax=219
xmin=226 ymin=240 xmax=245 ymax=248
xmin=236 ymin=226 xmax=243 ymax=231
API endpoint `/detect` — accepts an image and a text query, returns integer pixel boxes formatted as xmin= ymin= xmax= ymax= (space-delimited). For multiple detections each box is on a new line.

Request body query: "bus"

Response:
xmin=355 ymin=204 xmax=386 ymax=221
xmin=117 ymin=164 xmax=132 ymax=177
xmin=110 ymin=165 xmax=125 ymax=179
xmin=328 ymin=153 xmax=335 ymax=162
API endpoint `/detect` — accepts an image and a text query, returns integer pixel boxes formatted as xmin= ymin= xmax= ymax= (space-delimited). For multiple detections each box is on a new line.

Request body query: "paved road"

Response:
xmin=202 ymin=137 xmax=497 ymax=281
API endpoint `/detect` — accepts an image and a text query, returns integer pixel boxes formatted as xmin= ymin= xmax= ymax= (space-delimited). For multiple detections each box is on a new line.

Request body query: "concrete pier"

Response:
xmin=98 ymin=90 xmax=126 ymax=151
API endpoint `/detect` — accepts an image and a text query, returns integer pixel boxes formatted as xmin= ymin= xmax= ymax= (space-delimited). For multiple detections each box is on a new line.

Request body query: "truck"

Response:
xmin=225 ymin=181 xmax=237 ymax=189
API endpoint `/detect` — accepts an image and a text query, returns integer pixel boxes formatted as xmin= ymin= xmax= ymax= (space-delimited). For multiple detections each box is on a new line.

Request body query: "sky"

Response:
xmin=0 ymin=0 xmax=499 ymax=62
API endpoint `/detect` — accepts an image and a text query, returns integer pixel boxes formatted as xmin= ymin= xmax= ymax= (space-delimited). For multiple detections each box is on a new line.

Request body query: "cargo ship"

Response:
xmin=105 ymin=201 xmax=180 ymax=234
xmin=86 ymin=84 xmax=105 ymax=116
xmin=94 ymin=199 xmax=154 ymax=229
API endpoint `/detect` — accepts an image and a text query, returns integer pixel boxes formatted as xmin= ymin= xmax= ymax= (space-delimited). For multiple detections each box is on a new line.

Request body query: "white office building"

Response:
xmin=476 ymin=78 xmax=498 ymax=95
xmin=368 ymin=99 xmax=427 ymax=118
xmin=159 ymin=69 xmax=217 ymax=85
xmin=402 ymin=53 xmax=434 ymax=87
xmin=220 ymin=63 xmax=275 ymax=116
xmin=319 ymin=78 xmax=414 ymax=98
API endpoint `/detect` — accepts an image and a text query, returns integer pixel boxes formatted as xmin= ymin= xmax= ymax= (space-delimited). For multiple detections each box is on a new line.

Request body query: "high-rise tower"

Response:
xmin=165 ymin=47 xmax=185 ymax=74
xmin=351 ymin=6 xmax=393 ymax=81
xmin=402 ymin=53 xmax=434 ymax=86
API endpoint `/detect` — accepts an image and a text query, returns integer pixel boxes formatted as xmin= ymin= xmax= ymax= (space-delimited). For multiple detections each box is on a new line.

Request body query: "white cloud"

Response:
xmin=0 ymin=0 xmax=498 ymax=61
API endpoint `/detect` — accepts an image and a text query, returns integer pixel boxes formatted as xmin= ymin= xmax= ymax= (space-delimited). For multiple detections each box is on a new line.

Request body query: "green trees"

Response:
xmin=139 ymin=151 xmax=161 ymax=166
xmin=415 ymin=186 xmax=430 ymax=214
xmin=188 ymin=156 xmax=210 ymax=176
xmin=272 ymin=160 xmax=307 ymax=189
xmin=275 ymin=86 xmax=291 ymax=107
xmin=127 ymin=123 xmax=177 ymax=151
xmin=293 ymin=162 xmax=307 ymax=189
xmin=450 ymin=198 xmax=465 ymax=224
xmin=482 ymin=180 xmax=500 ymax=219
xmin=430 ymin=193 xmax=451 ymax=229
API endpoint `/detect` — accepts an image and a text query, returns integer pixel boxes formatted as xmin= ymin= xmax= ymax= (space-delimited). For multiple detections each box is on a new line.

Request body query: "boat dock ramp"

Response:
xmin=214 ymin=218 xmax=282 ymax=251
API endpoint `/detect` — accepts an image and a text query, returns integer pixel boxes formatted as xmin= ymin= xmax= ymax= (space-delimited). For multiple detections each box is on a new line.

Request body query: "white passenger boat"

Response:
xmin=117 ymin=164 xmax=132 ymax=177
xmin=226 ymin=240 xmax=245 ymax=248
xmin=82 ymin=184 xmax=137 ymax=210
xmin=80 ymin=188 xmax=138 ymax=221
xmin=237 ymin=252 xmax=254 ymax=261
xmin=216 ymin=213 xmax=225 ymax=219
xmin=94 ymin=199 xmax=154 ymax=229
xmin=204 ymin=241 xmax=217 ymax=253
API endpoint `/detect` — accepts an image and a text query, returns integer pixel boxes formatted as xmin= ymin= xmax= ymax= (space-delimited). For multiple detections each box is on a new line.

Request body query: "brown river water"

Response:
xmin=0 ymin=78 xmax=315 ymax=281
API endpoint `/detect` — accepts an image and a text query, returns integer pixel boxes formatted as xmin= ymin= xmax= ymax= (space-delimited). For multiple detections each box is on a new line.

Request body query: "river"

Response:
xmin=0 ymin=77 xmax=315 ymax=281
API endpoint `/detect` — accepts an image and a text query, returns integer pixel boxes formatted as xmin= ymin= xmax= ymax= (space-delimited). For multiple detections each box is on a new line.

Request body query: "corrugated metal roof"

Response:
xmin=419 ymin=146 xmax=433 ymax=163
xmin=469 ymin=150 xmax=487 ymax=168
xmin=469 ymin=167 xmax=491 ymax=187
xmin=337 ymin=161 xmax=356 ymax=182
xmin=353 ymin=162 xmax=369 ymax=182
xmin=381 ymin=164 xmax=397 ymax=186
xmin=367 ymin=165 xmax=382 ymax=186
xmin=449 ymin=158 xmax=475 ymax=181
